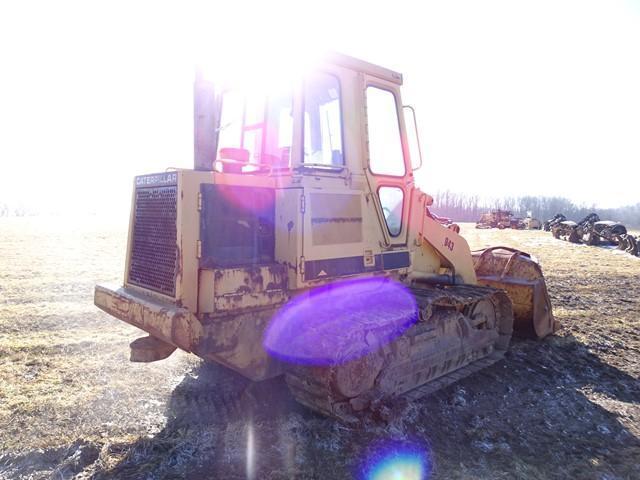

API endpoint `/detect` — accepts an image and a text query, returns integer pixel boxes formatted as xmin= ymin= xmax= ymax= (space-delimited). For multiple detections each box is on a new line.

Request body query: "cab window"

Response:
xmin=366 ymin=86 xmax=405 ymax=176
xmin=303 ymin=73 xmax=344 ymax=166
xmin=378 ymin=186 xmax=404 ymax=236
xmin=217 ymin=89 xmax=293 ymax=169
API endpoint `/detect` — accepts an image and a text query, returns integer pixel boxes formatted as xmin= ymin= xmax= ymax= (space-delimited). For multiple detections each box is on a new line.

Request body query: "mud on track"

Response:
xmin=1 ymin=217 xmax=639 ymax=479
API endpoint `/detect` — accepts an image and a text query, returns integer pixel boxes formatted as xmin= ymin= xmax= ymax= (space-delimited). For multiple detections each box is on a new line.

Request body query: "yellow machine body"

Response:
xmin=95 ymin=53 xmax=556 ymax=421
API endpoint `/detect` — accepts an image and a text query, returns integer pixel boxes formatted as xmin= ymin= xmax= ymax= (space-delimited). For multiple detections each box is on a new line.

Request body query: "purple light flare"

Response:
xmin=263 ymin=277 xmax=418 ymax=366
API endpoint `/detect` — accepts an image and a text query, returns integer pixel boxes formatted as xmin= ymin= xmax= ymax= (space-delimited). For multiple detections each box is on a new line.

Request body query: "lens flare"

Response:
xmin=212 ymin=184 xmax=275 ymax=216
xmin=246 ymin=422 xmax=255 ymax=480
xmin=367 ymin=453 xmax=426 ymax=480
xmin=360 ymin=440 xmax=431 ymax=480
xmin=263 ymin=277 xmax=418 ymax=366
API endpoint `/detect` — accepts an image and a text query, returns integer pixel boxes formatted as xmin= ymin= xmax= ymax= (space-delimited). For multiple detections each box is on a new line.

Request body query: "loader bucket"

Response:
xmin=471 ymin=247 xmax=558 ymax=339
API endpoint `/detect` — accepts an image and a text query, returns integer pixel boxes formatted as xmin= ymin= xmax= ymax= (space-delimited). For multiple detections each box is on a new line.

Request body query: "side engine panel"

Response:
xmin=199 ymin=184 xmax=275 ymax=268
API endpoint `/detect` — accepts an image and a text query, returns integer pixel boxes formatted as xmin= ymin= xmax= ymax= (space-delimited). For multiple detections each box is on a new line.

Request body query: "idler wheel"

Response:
xmin=333 ymin=352 xmax=384 ymax=399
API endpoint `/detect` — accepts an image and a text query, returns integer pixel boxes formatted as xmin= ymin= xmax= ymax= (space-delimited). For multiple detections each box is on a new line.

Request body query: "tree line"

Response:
xmin=431 ymin=191 xmax=640 ymax=228
xmin=0 ymin=203 xmax=28 ymax=217
xmin=1 ymin=196 xmax=638 ymax=228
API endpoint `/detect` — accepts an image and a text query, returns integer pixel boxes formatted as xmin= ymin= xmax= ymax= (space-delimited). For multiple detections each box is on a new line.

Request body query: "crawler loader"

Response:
xmin=95 ymin=53 xmax=557 ymax=422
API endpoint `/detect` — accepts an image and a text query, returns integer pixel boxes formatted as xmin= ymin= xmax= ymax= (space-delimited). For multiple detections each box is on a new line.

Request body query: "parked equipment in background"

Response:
xmin=510 ymin=217 xmax=526 ymax=230
xmin=547 ymin=212 xmax=637 ymax=257
xmin=582 ymin=219 xmax=627 ymax=246
xmin=94 ymin=53 xmax=557 ymax=423
xmin=543 ymin=213 xmax=567 ymax=232
xmin=476 ymin=209 xmax=519 ymax=229
xmin=552 ymin=213 xmax=598 ymax=243
xmin=618 ymin=234 xmax=639 ymax=256
xmin=523 ymin=217 xmax=542 ymax=230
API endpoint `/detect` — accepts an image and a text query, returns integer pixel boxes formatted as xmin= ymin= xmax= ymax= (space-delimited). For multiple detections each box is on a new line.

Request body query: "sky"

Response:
xmin=1 ymin=0 xmax=639 ymax=214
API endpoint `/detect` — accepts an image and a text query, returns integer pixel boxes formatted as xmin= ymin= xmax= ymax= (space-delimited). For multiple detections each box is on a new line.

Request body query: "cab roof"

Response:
xmin=322 ymin=52 xmax=403 ymax=85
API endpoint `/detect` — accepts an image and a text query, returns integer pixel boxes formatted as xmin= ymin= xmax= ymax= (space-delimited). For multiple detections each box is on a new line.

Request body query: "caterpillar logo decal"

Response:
xmin=135 ymin=172 xmax=178 ymax=187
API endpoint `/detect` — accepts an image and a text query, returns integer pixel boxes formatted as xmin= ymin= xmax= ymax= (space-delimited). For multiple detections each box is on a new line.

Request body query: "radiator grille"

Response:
xmin=128 ymin=186 xmax=178 ymax=296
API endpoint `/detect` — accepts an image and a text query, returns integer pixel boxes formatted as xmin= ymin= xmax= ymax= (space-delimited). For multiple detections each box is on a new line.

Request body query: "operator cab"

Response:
xmin=214 ymin=71 xmax=348 ymax=175
xmin=208 ymin=54 xmax=423 ymax=258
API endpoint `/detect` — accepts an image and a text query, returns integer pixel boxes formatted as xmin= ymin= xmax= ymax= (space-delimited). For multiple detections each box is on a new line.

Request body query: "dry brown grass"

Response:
xmin=1 ymin=218 xmax=639 ymax=479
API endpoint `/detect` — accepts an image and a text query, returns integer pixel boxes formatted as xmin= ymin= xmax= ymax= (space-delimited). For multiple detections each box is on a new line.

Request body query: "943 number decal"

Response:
xmin=444 ymin=237 xmax=455 ymax=251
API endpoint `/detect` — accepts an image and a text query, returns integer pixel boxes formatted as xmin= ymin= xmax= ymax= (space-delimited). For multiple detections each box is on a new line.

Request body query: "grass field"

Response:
xmin=1 ymin=217 xmax=639 ymax=479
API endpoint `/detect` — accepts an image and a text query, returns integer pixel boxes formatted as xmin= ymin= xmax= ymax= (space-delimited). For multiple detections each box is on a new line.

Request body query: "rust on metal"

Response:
xmin=94 ymin=284 xmax=202 ymax=353
xmin=285 ymin=284 xmax=513 ymax=423
xmin=212 ymin=265 xmax=288 ymax=313
xmin=472 ymin=247 xmax=558 ymax=339
xmin=196 ymin=308 xmax=286 ymax=381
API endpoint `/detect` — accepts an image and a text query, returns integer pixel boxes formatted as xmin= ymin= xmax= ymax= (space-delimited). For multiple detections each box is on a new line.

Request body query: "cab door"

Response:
xmin=298 ymin=66 xmax=373 ymax=283
xmin=362 ymin=76 xmax=414 ymax=252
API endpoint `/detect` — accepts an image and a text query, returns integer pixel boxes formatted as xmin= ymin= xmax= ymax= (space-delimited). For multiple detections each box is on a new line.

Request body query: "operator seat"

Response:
xmin=217 ymin=147 xmax=250 ymax=173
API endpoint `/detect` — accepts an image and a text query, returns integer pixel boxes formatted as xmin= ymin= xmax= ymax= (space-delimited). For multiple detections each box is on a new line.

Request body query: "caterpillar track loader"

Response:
xmin=95 ymin=53 xmax=557 ymax=422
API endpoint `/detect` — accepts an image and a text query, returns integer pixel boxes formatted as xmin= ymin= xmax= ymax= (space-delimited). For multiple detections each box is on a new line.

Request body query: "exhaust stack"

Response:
xmin=193 ymin=69 xmax=218 ymax=171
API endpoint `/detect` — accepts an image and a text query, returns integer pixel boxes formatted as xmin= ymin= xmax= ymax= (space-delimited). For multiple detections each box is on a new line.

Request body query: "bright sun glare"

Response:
xmin=1 ymin=0 xmax=639 ymax=215
xmin=197 ymin=42 xmax=320 ymax=91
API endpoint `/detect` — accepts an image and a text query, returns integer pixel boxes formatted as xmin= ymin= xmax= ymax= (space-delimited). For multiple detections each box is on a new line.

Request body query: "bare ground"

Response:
xmin=0 ymin=217 xmax=639 ymax=479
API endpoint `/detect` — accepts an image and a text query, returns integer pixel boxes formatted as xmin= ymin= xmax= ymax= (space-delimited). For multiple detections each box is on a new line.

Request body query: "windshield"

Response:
xmin=216 ymin=88 xmax=293 ymax=173
xmin=303 ymin=72 xmax=344 ymax=167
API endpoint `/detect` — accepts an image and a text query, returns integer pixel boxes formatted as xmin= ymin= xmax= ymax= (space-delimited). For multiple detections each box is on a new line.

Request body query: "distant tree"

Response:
xmin=430 ymin=192 xmax=640 ymax=228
